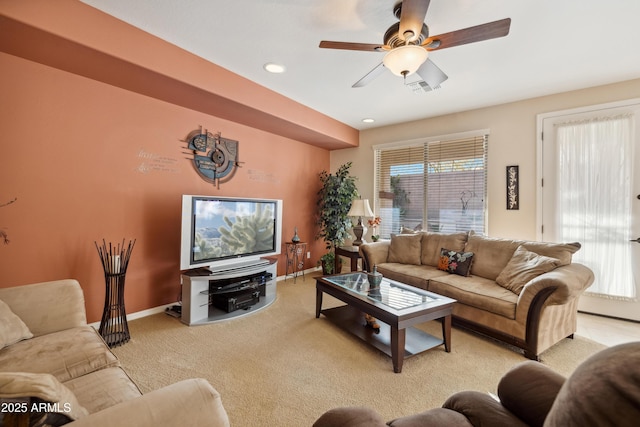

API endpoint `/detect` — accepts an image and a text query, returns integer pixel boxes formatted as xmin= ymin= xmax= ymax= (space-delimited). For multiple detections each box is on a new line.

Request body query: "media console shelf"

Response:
xmin=181 ymin=260 xmax=277 ymax=325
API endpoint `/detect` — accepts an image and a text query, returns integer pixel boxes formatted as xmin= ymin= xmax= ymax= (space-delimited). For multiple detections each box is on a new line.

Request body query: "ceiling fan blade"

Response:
xmin=399 ymin=0 xmax=431 ymax=43
xmin=415 ymin=58 xmax=448 ymax=91
xmin=319 ymin=40 xmax=387 ymax=52
xmin=352 ymin=62 xmax=386 ymax=88
xmin=424 ymin=18 xmax=511 ymax=51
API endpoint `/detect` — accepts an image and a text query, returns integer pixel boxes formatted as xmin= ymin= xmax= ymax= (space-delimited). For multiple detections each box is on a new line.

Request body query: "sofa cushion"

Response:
xmin=376 ymin=264 xmax=449 ymax=291
xmin=387 ymin=234 xmax=422 ymax=265
xmin=0 ymin=326 xmax=120 ymax=383
xmin=0 ymin=299 xmax=33 ymax=349
xmin=421 ymin=232 xmax=468 ymax=267
xmin=520 ymin=241 xmax=580 ymax=266
xmin=429 ymin=275 xmax=518 ymax=319
xmin=438 ymin=248 xmax=475 ymax=277
xmin=63 ymin=366 xmax=142 ymax=414
xmin=0 ymin=371 xmax=89 ymax=422
xmin=465 ymin=232 xmax=580 ymax=281
xmin=496 ymin=246 xmax=561 ymax=295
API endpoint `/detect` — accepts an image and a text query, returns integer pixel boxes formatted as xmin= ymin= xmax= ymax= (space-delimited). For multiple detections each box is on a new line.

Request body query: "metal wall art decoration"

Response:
xmin=184 ymin=127 xmax=241 ymax=188
xmin=506 ymin=165 xmax=519 ymax=210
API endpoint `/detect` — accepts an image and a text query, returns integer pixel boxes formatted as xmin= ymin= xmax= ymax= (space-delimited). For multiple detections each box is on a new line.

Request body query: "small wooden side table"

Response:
xmin=335 ymin=246 xmax=362 ymax=272
xmin=285 ymin=242 xmax=307 ymax=283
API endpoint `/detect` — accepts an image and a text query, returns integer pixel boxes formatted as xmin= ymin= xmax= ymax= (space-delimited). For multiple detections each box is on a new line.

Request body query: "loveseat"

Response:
xmin=313 ymin=342 xmax=640 ymax=427
xmin=359 ymin=231 xmax=594 ymax=360
xmin=0 ymin=279 xmax=230 ymax=427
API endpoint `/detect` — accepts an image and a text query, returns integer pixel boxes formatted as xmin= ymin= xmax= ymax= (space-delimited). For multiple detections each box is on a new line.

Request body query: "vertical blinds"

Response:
xmin=374 ymin=133 xmax=488 ymax=236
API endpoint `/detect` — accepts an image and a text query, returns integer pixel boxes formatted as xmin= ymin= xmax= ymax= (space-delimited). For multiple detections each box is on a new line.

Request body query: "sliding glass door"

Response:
xmin=539 ymin=101 xmax=640 ymax=320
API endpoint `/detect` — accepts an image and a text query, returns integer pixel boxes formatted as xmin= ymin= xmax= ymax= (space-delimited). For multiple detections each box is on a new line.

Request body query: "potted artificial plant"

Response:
xmin=316 ymin=162 xmax=359 ymax=274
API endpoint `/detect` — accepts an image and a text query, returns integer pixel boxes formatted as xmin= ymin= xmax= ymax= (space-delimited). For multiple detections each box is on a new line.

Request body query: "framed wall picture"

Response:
xmin=506 ymin=165 xmax=519 ymax=210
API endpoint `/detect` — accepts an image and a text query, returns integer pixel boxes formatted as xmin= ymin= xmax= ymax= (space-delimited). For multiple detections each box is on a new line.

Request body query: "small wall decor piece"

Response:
xmin=184 ymin=127 xmax=241 ymax=188
xmin=506 ymin=165 xmax=519 ymax=210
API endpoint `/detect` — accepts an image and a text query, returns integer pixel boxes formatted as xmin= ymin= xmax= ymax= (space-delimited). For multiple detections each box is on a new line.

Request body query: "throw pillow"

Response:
xmin=0 ymin=298 xmax=33 ymax=349
xmin=495 ymin=246 xmax=561 ymax=294
xmin=387 ymin=234 xmax=422 ymax=265
xmin=438 ymin=248 xmax=475 ymax=277
xmin=0 ymin=372 xmax=89 ymax=424
xmin=421 ymin=232 xmax=469 ymax=267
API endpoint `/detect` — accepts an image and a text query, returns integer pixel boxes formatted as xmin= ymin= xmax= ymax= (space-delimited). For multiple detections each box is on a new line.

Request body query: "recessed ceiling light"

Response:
xmin=362 ymin=118 xmax=375 ymax=123
xmin=264 ymin=63 xmax=286 ymax=73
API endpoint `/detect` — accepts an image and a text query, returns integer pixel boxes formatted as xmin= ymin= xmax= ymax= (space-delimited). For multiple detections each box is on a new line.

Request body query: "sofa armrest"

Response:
xmin=518 ymin=263 xmax=594 ymax=307
xmin=0 ymin=279 xmax=87 ymax=337
xmin=497 ymin=361 xmax=565 ymax=427
xmin=69 ymin=378 xmax=230 ymax=427
xmin=443 ymin=391 xmax=528 ymax=427
xmin=313 ymin=406 xmax=387 ymax=427
xmin=359 ymin=241 xmax=390 ymax=272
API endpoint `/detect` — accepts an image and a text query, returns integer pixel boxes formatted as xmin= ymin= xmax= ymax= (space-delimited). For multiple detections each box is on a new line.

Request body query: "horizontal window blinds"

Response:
xmin=426 ymin=135 xmax=487 ymax=233
xmin=375 ymin=145 xmax=425 ymax=234
xmin=374 ymin=133 xmax=487 ymax=236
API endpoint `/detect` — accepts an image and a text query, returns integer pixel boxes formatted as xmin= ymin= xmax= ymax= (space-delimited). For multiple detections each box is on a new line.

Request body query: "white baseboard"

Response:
xmin=88 ymin=302 xmax=178 ymax=329
xmin=276 ymin=267 xmax=320 ymax=282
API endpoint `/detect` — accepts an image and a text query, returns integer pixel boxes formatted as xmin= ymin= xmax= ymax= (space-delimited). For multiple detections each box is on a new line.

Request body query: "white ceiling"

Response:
xmin=80 ymin=0 xmax=640 ymax=130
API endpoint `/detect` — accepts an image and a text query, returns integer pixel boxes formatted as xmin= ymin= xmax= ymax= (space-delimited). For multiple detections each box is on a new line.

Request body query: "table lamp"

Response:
xmin=347 ymin=199 xmax=374 ymax=245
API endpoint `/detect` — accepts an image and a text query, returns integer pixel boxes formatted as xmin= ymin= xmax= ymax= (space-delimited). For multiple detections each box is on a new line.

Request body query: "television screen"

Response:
xmin=180 ymin=195 xmax=282 ymax=271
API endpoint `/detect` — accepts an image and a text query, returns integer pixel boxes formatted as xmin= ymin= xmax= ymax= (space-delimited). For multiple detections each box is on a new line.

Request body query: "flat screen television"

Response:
xmin=180 ymin=195 xmax=283 ymax=272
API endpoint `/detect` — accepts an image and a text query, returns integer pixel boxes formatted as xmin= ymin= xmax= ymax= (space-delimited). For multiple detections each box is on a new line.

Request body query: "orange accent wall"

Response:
xmin=0 ymin=0 xmax=358 ymax=150
xmin=0 ymin=1 xmax=349 ymax=323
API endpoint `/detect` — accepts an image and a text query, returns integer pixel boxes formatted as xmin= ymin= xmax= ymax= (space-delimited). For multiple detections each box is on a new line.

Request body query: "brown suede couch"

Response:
xmin=0 ymin=279 xmax=230 ymax=426
xmin=359 ymin=231 xmax=594 ymax=360
xmin=313 ymin=342 xmax=640 ymax=427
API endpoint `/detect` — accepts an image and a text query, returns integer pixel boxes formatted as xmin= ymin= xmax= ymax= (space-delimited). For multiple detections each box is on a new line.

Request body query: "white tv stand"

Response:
xmin=180 ymin=260 xmax=277 ymax=325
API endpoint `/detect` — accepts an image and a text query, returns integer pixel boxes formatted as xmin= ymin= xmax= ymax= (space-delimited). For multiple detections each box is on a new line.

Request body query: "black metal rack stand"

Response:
xmin=95 ymin=239 xmax=135 ymax=347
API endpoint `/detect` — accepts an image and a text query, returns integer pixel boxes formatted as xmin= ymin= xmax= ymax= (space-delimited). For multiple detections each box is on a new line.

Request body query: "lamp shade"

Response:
xmin=382 ymin=45 xmax=428 ymax=77
xmin=347 ymin=199 xmax=374 ymax=218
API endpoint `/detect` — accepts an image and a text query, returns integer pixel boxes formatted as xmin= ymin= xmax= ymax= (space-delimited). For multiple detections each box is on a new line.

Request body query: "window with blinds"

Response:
xmin=374 ymin=133 xmax=488 ymax=237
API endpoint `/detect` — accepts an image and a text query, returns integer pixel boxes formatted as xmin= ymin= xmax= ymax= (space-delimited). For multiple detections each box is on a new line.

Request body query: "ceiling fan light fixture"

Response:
xmin=382 ymin=45 xmax=428 ymax=77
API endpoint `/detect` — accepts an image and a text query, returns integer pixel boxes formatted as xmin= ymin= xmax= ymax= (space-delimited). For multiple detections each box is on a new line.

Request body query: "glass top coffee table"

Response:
xmin=316 ymin=272 xmax=456 ymax=373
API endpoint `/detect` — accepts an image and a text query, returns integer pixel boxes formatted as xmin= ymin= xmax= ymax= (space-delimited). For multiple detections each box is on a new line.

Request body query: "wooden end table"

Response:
xmin=335 ymin=245 xmax=362 ymax=272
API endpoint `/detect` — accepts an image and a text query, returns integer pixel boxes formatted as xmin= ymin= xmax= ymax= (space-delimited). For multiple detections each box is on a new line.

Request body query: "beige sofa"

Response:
xmin=359 ymin=231 xmax=594 ymax=360
xmin=0 ymin=279 xmax=230 ymax=427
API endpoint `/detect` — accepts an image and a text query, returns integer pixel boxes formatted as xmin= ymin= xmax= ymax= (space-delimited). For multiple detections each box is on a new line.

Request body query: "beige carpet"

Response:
xmin=112 ymin=272 xmax=606 ymax=426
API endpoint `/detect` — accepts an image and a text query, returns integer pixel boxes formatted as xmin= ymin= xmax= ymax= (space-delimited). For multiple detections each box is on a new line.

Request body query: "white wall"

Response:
xmin=332 ymin=78 xmax=640 ymax=241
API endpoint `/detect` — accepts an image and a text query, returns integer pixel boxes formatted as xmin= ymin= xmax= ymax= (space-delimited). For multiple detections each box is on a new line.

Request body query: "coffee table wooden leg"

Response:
xmin=390 ymin=327 xmax=406 ymax=373
xmin=316 ymin=289 xmax=323 ymax=318
xmin=442 ymin=315 xmax=452 ymax=352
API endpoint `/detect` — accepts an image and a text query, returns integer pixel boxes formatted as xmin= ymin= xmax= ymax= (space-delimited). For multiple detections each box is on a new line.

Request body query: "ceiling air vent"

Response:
xmin=406 ymin=80 xmax=441 ymax=94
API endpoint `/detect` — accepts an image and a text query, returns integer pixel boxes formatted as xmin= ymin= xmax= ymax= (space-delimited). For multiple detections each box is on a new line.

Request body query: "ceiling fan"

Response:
xmin=319 ymin=0 xmax=511 ymax=89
